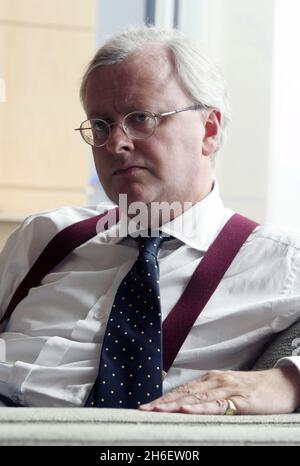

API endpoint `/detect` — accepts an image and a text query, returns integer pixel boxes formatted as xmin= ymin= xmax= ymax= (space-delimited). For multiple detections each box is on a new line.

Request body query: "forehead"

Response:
xmin=85 ymin=47 xmax=189 ymax=115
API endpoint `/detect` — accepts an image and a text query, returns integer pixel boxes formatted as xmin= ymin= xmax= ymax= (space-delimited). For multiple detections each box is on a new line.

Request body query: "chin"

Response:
xmin=112 ymin=185 xmax=153 ymax=206
xmin=127 ymin=193 xmax=152 ymax=207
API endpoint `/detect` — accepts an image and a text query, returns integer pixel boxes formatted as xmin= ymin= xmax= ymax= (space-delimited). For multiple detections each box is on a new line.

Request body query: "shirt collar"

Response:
xmin=101 ymin=182 xmax=230 ymax=252
xmin=159 ymin=182 xmax=227 ymax=251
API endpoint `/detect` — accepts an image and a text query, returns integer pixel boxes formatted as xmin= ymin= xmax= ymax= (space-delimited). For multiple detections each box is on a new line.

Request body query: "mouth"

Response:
xmin=113 ymin=166 xmax=146 ymax=177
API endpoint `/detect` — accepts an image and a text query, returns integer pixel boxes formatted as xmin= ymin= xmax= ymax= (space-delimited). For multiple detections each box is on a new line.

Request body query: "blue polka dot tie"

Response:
xmin=85 ymin=233 xmax=167 ymax=408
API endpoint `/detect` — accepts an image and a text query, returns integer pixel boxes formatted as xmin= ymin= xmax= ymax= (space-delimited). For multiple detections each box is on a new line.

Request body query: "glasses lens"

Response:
xmin=80 ymin=119 xmax=109 ymax=147
xmin=124 ymin=111 xmax=156 ymax=139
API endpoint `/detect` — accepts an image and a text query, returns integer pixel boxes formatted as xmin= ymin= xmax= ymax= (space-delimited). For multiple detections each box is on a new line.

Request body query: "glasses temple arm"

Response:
xmin=157 ymin=104 xmax=207 ymax=118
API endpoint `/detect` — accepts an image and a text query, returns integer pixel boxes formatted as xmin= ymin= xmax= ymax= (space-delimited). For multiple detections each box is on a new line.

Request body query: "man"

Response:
xmin=0 ymin=26 xmax=299 ymax=414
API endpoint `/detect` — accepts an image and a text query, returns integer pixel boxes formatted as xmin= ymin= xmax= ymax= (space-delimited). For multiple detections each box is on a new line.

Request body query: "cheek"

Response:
xmin=135 ymin=139 xmax=165 ymax=171
xmin=93 ymin=148 xmax=106 ymax=167
xmin=140 ymin=138 xmax=183 ymax=184
xmin=93 ymin=154 xmax=108 ymax=183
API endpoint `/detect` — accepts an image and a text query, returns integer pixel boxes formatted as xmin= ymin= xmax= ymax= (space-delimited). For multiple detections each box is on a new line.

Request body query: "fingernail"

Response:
xmin=139 ymin=403 xmax=153 ymax=410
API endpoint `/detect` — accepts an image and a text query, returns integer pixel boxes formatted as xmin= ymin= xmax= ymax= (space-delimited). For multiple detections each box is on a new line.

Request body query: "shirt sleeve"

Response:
xmin=275 ymin=356 xmax=300 ymax=372
xmin=275 ymin=357 xmax=300 ymax=412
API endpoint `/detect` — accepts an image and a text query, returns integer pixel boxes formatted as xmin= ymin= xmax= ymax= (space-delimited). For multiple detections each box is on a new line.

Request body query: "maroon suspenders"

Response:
xmin=162 ymin=214 xmax=259 ymax=371
xmin=0 ymin=208 xmax=120 ymax=326
xmin=0 ymin=210 xmax=259 ymax=373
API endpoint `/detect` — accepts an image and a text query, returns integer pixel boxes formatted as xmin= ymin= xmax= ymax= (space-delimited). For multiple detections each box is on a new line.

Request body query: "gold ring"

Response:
xmin=224 ymin=399 xmax=238 ymax=415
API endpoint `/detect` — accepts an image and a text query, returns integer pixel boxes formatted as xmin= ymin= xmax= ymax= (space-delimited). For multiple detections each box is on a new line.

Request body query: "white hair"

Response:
xmin=80 ymin=26 xmax=231 ymax=151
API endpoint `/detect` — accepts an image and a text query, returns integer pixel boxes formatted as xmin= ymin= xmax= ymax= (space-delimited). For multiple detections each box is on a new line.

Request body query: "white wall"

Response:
xmin=154 ymin=0 xmax=176 ymax=29
xmin=96 ymin=0 xmax=145 ymax=44
xmin=178 ymin=0 xmax=275 ymax=223
xmin=178 ymin=0 xmax=300 ymax=231
xmin=214 ymin=0 xmax=275 ymax=224
xmin=267 ymin=0 xmax=300 ymax=231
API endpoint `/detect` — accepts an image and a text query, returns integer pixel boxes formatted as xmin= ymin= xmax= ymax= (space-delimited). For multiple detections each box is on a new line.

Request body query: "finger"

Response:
xmin=180 ymin=399 xmax=230 ymax=415
xmin=139 ymin=394 xmax=195 ymax=411
xmin=138 ymin=391 xmax=201 ymax=411
xmin=139 ymin=389 xmax=233 ymax=412
xmin=150 ymin=395 xmax=210 ymax=412
xmin=139 ymin=392 xmax=188 ymax=410
xmin=139 ymin=377 xmax=223 ymax=410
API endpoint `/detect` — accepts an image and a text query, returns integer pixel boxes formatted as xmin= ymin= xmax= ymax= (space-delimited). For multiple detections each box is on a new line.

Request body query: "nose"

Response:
xmin=105 ymin=122 xmax=135 ymax=154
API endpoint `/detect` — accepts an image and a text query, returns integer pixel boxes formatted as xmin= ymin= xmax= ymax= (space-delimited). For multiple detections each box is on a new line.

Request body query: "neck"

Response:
xmin=119 ymin=181 xmax=215 ymax=230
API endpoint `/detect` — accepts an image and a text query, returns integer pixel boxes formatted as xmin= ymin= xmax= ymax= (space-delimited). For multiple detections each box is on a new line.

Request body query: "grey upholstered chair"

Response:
xmin=252 ymin=320 xmax=300 ymax=370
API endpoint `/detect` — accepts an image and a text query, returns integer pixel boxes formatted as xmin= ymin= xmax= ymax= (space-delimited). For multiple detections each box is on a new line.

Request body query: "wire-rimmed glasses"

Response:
xmin=74 ymin=103 xmax=206 ymax=148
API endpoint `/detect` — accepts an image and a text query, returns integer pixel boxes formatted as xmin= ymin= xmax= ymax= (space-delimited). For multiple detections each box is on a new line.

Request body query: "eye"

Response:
xmin=92 ymin=120 xmax=108 ymax=132
xmin=127 ymin=112 xmax=154 ymax=128
xmin=133 ymin=112 xmax=151 ymax=123
xmin=122 ymin=111 xmax=156 ymax=139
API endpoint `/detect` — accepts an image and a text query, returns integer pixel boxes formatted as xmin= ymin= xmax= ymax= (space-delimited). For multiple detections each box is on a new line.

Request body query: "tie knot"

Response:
xmin=135 ymin=233 xmax=167 ymax=258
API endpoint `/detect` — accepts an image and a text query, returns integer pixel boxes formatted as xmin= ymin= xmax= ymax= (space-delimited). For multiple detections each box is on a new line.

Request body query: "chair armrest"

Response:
xmin=252 ymin=320 xmax=300 ymax=371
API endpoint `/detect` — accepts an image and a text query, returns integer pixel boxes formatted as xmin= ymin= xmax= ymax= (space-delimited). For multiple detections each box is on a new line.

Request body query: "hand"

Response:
xmin=139 ymin=367 xmax=300 ymax=415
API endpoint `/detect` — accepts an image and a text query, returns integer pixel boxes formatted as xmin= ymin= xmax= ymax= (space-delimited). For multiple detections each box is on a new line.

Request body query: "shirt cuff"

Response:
xmin=275 ymin=356 xmax=300 ymax=373
xmin=274 ymin=357 xmax=300 ymax=413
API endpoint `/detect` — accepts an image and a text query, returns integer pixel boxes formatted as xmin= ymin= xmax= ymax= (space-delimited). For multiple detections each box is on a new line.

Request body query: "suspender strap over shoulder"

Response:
xmin=0 ymin=208 xmax=120 ymax=325
xmin=162 ymin=213 xmax=259 ymax=372
xmin=1 ymin=210 xmax=258 ymax=375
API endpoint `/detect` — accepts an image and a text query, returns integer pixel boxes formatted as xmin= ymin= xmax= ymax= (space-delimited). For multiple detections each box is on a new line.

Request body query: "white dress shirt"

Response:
xmin=0 ymin=184 xmax=300 ymax=407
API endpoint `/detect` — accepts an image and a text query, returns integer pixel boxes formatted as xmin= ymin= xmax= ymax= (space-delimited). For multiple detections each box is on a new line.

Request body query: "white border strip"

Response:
xmin=0 ymin=78 xmax=6 ymax=103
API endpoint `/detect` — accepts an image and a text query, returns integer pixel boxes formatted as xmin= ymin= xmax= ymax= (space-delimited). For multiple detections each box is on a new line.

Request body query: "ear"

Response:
xmin=202 ymin=109 xmax=222 ymax=156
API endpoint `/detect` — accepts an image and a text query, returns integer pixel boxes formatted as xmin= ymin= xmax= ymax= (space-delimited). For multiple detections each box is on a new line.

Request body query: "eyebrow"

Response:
xmin=88 ymin=112 xmax=112 ymax=120
xmin=87 ymin=104 xmax=156 ymax=120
